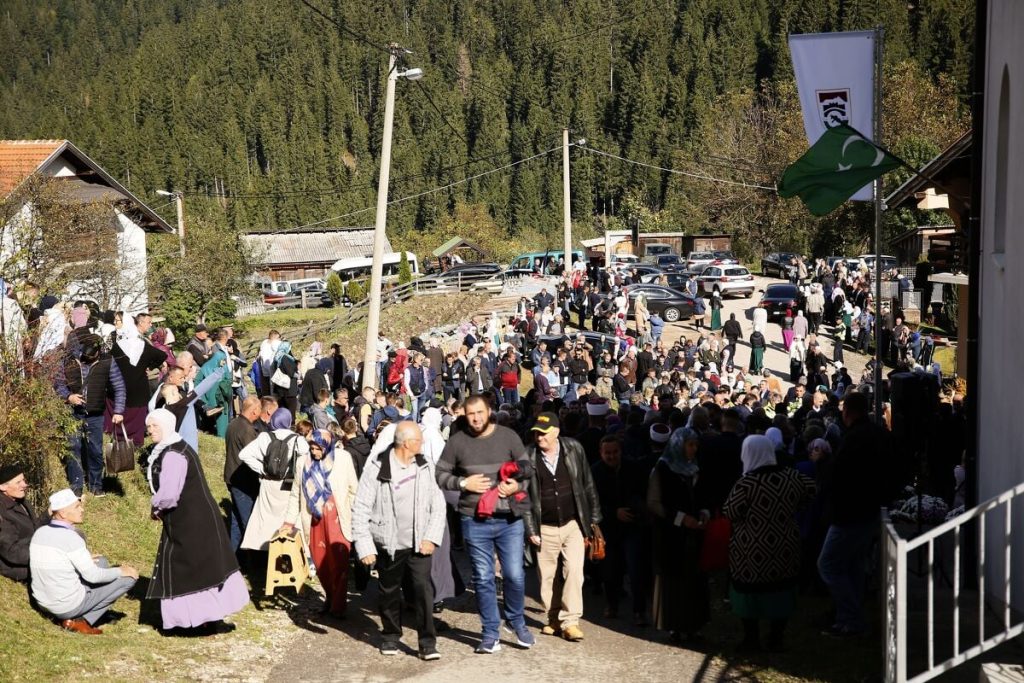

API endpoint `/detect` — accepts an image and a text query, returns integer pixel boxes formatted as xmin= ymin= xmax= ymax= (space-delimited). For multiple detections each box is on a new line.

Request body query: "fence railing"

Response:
xmin=883 ymin=482 xmax=1024 ymax=683
xmin=237 ymin=272 xmax=512 ymax=358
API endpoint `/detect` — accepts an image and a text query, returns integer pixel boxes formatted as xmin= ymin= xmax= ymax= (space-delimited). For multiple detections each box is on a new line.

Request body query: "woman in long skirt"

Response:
xmin=749 ymin=326 xmax=766 ymax=374
xmin=282 ymin=430 xmax=358 ymax=617
xmin=781 ymin=309 xmax=795 ymax=352
xmin=647 ymin=428 xmax=710 ymax=642
xmin=145 ymin=409 xmax=249 ymax=631
xmin=710 ymin=290 xmax=723 ymax=331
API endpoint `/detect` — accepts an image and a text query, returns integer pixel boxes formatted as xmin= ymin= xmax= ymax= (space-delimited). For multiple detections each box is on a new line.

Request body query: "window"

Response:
xmin=993 ymin=66 xmax=1010 ymax=256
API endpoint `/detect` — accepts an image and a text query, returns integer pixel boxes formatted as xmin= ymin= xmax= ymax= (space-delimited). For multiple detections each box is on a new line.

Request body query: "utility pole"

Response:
xmin=157 ymin=189 xmax=185 ymax=256
xmin=362 ymin=47 xmax=399 ymax=390
xmin=562 ymin=128 xmax=572 ymax=275
xmin=174 ymin=192 xmax=185 ymax=257
xmin=360 ymin=46 xmax=424 ymax=389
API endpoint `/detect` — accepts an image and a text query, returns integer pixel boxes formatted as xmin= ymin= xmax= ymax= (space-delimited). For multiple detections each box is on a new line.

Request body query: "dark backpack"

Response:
xmin=264 ymin=431 xmax=299 ymax=481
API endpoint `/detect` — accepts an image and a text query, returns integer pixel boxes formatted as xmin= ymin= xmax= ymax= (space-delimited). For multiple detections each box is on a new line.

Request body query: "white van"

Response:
xmin=261 ymin=278 xmax=325 ymax=296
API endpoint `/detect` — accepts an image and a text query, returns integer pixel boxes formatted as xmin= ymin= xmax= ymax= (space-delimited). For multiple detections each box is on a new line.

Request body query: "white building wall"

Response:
xmin=977 ymin=0 xmax=1024 ymax=609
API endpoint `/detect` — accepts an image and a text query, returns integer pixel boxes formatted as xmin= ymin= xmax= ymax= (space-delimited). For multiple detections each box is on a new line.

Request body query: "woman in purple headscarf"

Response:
xmin=238 ymin=408 xmax=311 ymax=552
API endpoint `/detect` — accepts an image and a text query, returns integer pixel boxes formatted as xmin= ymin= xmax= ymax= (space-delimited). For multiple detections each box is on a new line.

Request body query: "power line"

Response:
xmin=582 ymin=146 xmax=778 ymax=192
xmin=413 ymin=79 xmax=469 ymax=146
xmin=294 ymin=0 xmax=389 ymax=53
xmin=264 ymin=143 xmax=566 ymax=236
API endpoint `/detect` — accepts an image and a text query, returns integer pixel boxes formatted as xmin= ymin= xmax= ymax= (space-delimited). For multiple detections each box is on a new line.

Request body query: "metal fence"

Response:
xmin=883 ymin=482 xmax=1024 ymax=682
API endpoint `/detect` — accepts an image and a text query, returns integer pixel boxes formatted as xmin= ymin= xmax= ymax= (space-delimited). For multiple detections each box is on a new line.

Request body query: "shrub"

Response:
xmin=326 ymin=271 xmax=344 ymax=305
xmin=346 ymin=279 xmax=366 ymax=303
xmin=398 ymin=251 xmax=413 ymax=285
xmin=0 ymin=354 xmax=77 ymax=510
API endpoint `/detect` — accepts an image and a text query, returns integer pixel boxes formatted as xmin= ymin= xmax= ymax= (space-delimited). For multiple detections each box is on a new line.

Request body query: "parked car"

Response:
xmin=859 ymin=254 xmax=899 ymax=273
xmin=761 ymin=252 xmax=798 ymax=279
xmin=712 ymin=250 xmax=740 ymax=265
xmin=639 ymin=271 xmax=694 ymax=291
xmin=755 ymin=283 xmax=805 ymax=319
xmin=623 ymin=284 xmax=698 ymax=323
xmin=653 ymin=254 xmax=685 ymax=272
xmin=695 ymin=265 xmax=755 ymax=297
xmin=684 ymin=251 xmax=717 ymax=275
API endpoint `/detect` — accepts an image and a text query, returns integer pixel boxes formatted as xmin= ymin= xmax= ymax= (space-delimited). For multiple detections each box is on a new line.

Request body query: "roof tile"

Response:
xmin=0 ymin=140 xmax=66 ymax=196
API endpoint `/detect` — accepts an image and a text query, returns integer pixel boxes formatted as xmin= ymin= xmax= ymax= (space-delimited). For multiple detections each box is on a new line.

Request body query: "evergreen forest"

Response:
xmin=0 ymin=0 xmax=975 ymax=260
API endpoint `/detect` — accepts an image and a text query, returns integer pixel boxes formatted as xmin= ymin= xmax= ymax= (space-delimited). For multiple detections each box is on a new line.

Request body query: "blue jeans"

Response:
xmin=500 ymin=388 xmax=519 ymax=406
xmin=817 ymin=521 xmax=877 ymax=631
xmin=67 ymin=413 xmax=105 ymax=495
xmin=461 ymin=515 xmax=527 ymax=640
xmin=228 ymin=485 xmax=256 ymax=551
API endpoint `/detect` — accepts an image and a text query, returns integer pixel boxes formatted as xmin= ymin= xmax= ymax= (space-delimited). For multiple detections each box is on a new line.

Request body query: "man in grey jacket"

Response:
xmin=352 ymin=422 xmax=447 ymax=661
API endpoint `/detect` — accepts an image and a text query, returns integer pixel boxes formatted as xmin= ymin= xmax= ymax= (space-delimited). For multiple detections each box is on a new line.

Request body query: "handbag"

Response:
xmin=585 ymin=523 xmax=606 ymax=562
xmin=105 ymin=424 xmax=136 ymax=474
xmin=699 ymin=514 xmax=732 ymax=572
xmin=271 ymin=368 xmax=291 ymax=388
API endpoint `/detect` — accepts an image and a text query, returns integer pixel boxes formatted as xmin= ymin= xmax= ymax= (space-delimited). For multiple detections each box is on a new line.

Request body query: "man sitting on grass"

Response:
xmin=29 ymin=489 xmax=138 ymax=634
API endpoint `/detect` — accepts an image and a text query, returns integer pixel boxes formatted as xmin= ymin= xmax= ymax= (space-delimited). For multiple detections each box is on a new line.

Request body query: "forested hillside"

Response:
xmin=0 ymin=0 xmax=973 ymax=258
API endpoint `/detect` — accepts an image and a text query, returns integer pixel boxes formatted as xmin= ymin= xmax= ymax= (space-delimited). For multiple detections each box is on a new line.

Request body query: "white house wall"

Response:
xmin=977 ymin=0 xmax=1024 ymax=610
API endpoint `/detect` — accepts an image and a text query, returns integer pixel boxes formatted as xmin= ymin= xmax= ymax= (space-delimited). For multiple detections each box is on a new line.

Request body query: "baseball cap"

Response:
xmin=531 ymin=412 xmax=561 ymax=433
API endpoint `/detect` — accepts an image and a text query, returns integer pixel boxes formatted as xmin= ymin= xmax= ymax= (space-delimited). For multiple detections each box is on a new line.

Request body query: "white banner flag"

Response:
xmin=789 ymin=30 xmax=876 ymax=201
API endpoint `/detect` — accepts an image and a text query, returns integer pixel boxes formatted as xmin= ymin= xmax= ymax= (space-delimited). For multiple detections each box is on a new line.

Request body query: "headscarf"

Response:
xmin=150 ymin=328 xmax=176 ymax=367
xmin=270 ymin=407 xmax=293 ymax=430
xmin=274 ymin=341 xmax=293 ymax=364
xmin=661 ymin=427 xmax=700 ymax=477
xmin=808 ymin=437 xmax=832 ymax=458
xmin=765 ymin=427 xmax=784 ymax=450
xmin=115 ymin=320 xmax=145 ymax=366
xmin=145 ymin=408 xmax=184 ymax=493
xmin=302 ymin=430 xmax=335 ymax=519
xmin=741 ymin=434 xmax=777 ymax=474
xmin=419 ymin=407 xmax=446 ymax=464
xmin=33 ymin=304 xmax=69 ymax=359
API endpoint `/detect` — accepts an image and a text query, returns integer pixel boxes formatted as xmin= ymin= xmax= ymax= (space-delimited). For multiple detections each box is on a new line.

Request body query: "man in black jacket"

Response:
xmin=0 ymin=464 xmax=44 ymax=581
xmin=817 ymin=391 xmax=891 ymax=637
xmin=55 ymin=339 xmax=126 ymax=496
xmin=522 ymin=413 xmax=601 ymax=642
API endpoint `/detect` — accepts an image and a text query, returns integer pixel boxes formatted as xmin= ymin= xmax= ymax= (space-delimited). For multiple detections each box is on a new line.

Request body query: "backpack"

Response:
xmin=264 ymin=431 xmax=299 ymax=481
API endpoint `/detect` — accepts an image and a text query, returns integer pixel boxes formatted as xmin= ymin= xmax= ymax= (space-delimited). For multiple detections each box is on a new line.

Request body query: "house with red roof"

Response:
xmin=0 ymin=139 xmax=172 ymax=313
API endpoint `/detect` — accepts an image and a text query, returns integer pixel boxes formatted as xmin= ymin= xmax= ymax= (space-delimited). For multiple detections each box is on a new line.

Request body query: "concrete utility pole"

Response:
xmin=174 ymin=192 xmax=185 ymax=257
xmin=156 ymin=189 xmax=185 ymax=256
xmin=361 ymin=45 xmax=424 ymax=390
xmin=562 ymin=128 xmax=572 ymax=273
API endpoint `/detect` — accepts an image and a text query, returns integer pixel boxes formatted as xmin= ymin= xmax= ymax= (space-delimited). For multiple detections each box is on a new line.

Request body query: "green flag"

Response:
xmin=778 ymin=124 xmax=900 ymax=216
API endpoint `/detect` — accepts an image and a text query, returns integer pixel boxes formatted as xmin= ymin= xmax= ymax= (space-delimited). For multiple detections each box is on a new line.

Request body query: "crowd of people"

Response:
xmin=0 ymin=257 xmax=964 ymax=658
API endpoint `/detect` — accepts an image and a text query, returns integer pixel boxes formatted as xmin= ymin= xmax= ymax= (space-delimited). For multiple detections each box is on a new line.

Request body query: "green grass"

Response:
xmin=0 ymin=433 xmax=286 ymax=682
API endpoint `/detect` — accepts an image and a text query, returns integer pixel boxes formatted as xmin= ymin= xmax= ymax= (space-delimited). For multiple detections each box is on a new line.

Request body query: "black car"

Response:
xmin=761 ymin=252 xmax=797 ymax=279
xmin=624 ymin=284 xmax=698 ymax=323
xmin=639 ymin=271 xmax=695 ymax=292
xmin=755 ymin=283 xmax=805 ymax=319
xmin=654 ymin=254 xmax=684 ymax=272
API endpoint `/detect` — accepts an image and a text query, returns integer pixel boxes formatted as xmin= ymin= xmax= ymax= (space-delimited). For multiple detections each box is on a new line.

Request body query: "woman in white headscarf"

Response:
xmin=145 ymin=409 xmax=249 ymax=632
xmin=33 ymin=300 xmax=70 ymax=360
xmin=109 ymin=315 xmax=167 ymax=445
xmin=722 ymin=435 xmax=815 ymax=652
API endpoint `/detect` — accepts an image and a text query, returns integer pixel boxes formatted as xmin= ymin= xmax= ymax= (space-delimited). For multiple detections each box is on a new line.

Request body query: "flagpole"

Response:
xmin=873 ymin=25 xmax=884 ymax=422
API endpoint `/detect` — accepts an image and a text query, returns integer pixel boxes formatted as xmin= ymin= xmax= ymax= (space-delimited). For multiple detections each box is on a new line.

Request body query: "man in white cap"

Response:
xmin=29 ymin=489 xmax=138 ymax=634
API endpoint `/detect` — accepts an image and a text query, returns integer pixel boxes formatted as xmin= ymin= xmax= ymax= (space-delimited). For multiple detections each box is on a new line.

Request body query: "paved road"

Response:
xmin=659 ymin=274 xmax=870 ymax=394
xmin=268 ymin=571 xmax=720 ymax=683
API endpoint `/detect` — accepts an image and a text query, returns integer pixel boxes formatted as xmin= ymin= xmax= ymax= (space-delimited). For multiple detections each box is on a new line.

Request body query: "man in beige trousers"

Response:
xmin=523 ymin=413 xmax=602 ymax=642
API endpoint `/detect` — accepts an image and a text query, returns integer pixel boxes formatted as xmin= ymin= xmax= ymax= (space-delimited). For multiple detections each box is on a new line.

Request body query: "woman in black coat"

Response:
xmin=647 ymin=427 xmax=710 ymax=642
